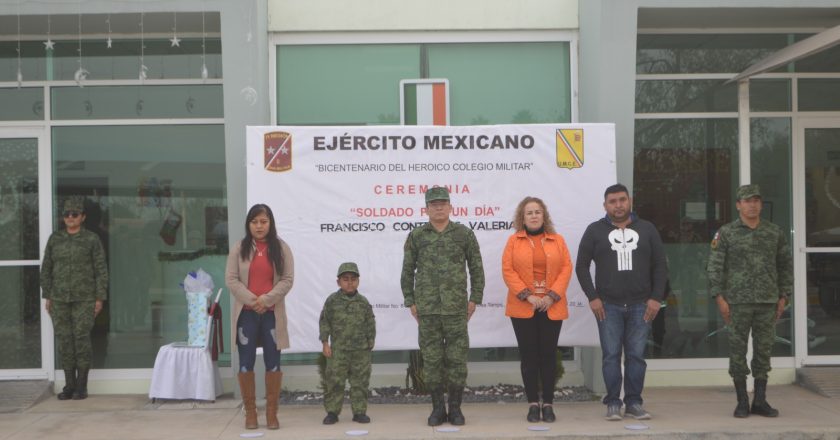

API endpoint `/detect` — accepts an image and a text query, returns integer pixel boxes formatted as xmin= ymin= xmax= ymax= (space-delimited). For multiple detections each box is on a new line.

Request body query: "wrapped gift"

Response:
xmin=183 ymin=269 xmax=214 ymax=346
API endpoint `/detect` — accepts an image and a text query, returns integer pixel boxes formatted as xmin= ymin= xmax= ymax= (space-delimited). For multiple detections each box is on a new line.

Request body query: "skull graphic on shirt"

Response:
xmin=609 ymin=228 xmax=639 ymax=271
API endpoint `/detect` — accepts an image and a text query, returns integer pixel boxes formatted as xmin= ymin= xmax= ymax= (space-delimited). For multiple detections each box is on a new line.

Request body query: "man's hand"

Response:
xmin=94 ymin=299 xmax=103 ymax=317
xmin=467 ymin=301 xmax=477 ymax=321
xmin=45 ymin=299 xmax=52 ymax=315
xmin=643 ymin=299 xmax=661 ymax=323
xmin=589 ymin=298 xmax=605 ymax=321
xmin=776 ymin=297 xmax=787 ymax=321
xmin=716 ymin=295 xmax=731 ymax=325
xmin=322 ymin=342 xmax=332 ymax=358
xmin=410 ymin=305 xmax=418 ymax=323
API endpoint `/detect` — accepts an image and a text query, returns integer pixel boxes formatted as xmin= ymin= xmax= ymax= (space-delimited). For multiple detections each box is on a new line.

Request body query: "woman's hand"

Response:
xmin=252 ymin=296 xmax=268 ymax=314
xmin=526 ymin=295 xmax=541 ymax=310
xmin=538 ymin=296 xmax=554 ymax=312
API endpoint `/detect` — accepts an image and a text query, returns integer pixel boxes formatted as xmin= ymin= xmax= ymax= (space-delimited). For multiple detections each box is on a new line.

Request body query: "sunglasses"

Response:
xmin=63 ymin=211 xmax=81 ymax=218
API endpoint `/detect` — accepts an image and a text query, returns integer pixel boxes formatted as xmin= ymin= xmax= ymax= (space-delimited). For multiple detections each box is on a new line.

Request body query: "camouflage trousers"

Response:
xmin=418 ymin=314 xmax=469 ymax=390
xmin=728 ymin=303 xmax=776 ymax=380
xmin=51 ymin=300 xmax=96 ymax=370
xmin=324 ymin=349 xmax=371 ymax=415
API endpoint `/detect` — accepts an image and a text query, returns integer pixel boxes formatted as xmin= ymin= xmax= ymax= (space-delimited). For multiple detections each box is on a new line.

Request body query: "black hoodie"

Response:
xmin=575 ymin=214 xmax=667 ymax=305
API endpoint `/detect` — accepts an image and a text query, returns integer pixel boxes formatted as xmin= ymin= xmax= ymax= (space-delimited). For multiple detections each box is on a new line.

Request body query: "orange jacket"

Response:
xmin=502 ymin=230 xmax=573 ymax=320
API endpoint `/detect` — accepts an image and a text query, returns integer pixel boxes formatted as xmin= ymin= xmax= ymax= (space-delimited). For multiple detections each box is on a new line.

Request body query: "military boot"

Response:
xmin=447 ymin=386 xmax=466 ymax=426
xmin=72 ymin=368 xmax=89 ymax=400
xmin=427 ymin=388 xmax=447 ymax=426
xmin=733 ymin=379 xmax=749 ymax=418
xmin=751 ymin=379 xmax=779 ymax=417
xmin=238 ymin=372 xmax=259 ymax=429
xmin=57 ymin=369 xmax=76 ymax=400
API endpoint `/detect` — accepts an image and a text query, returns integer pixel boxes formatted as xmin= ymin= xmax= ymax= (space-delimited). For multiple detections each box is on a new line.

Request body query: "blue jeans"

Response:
xmin=597 ymin=302 xmax=650 ymax=407
xmin=236 ymin=309 xmax=281 ymax=372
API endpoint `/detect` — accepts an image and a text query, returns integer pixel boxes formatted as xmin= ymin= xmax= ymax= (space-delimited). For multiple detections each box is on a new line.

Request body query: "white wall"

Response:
xmin=268 ymin=0 xmax=578 ymax=32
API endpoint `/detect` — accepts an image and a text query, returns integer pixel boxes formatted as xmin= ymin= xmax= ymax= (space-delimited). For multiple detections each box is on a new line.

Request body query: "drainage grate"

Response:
xmin=0 ymin=380 xmax=51 ymax=413
xmin=797 ymin=367 xmax=840 ymax=398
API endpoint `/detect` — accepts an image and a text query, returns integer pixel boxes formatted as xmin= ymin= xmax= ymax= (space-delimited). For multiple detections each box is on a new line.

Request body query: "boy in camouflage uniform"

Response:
xmin=707 ymin=184 xmax=792 ymax=418
xmin=41 ymin=197 xmax=108 ymax=400
xmin=319 ymin=262 xmax=376 ymax=425
xmin=401 ymin=187 xmax=485 ymax=426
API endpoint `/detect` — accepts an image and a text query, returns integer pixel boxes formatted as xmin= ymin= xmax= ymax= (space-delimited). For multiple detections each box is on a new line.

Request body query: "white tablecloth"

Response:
xmin=149 ymin=343 xmax=222 ymax=401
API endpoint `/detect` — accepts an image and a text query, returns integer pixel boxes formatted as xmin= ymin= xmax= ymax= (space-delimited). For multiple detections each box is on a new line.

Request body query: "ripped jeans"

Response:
xmin=236 ymin=309 xmax=281 ymax=372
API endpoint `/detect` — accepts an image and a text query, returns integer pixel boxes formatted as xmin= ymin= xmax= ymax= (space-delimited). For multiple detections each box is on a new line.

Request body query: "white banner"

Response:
xmin=246 ymin=124 xmax=615 ymax=353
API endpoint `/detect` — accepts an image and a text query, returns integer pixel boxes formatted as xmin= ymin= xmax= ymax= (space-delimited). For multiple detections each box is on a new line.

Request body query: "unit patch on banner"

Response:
xmin=264 ymin=131 xmax=292 ymax=172
xmin=556 ymin=128 xmax=584 ymax=170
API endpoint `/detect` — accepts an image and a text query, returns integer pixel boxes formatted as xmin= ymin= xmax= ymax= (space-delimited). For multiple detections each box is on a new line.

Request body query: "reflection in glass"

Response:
xmin=636 ymin=34 xmax=789 ymax=74
xmin=0 ymin=266 xmax=41 ymax=368
xmin=749 ymin=79 xmax=791 ymax=112
xmin=428 ymin=42 xmax=571 ymax=124
xmin=0 ymin=88 xmax=44 ymax=121
xmin=634 ymin=119 xmax=738 ymax=359
xmin=804 ymin=129 xmax=840 ymax=248
xmin=806 ymin=254 xmax=840 ymax=356
xmin=53 ymin=125 xmax=229 ymax=368
xmin=0 ymin=138 xmax=39 ymax=261
xmin=635 ymin=80 xmax=737 ymax=113
xmin=798 ymin=79 xmax=840 ymax=112
xmin=52 ymin=85 xmax=224 ymax=120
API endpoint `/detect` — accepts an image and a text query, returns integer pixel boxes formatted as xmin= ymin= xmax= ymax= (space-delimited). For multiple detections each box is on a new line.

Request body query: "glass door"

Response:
xmin=0 ymin=129 xmax=51 ymax=379
xmin=794 ymin=119 xmax=840 ymax=365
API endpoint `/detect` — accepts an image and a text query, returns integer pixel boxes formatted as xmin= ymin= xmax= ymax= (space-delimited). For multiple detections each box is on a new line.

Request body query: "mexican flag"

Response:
xmin=402 ymin=80 xmax=448 ymax=126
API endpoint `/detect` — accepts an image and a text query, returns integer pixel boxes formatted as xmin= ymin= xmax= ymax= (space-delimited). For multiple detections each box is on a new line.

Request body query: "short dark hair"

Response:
xmin=604 ymin=183 xmax=629 ymax=200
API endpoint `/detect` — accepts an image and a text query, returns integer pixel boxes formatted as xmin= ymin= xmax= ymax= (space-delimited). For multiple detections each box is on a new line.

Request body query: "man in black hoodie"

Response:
xmin=576 ymin=184 xmax=667 ymax=421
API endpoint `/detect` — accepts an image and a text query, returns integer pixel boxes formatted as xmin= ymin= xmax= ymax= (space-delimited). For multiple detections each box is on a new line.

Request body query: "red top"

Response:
xmin=246 ymin=240 xmax=275 ymax=311
xmin=530 ymin=234 xmax=547 ymax=288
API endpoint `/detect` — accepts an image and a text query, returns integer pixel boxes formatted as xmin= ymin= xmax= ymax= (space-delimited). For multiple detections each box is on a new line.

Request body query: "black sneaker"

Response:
xmin=526 ymin=405 xmax=540 ymax=422
xmin=352 ymin=413 xmax=371 ymax=423
xmin=322 ymin=412 xmax=338 ymax=425
xmin=541 ymin=405 xmax=556 ymax=423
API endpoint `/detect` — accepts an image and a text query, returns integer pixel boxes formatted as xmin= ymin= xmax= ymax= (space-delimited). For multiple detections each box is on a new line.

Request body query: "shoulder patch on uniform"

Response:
xmin=710 ymin=230 xmax=720 ymax=249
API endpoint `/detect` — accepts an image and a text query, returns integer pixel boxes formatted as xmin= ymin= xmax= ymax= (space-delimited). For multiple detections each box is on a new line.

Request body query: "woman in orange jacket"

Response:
xmin=502 ymin=196 xmax=573 ymax=424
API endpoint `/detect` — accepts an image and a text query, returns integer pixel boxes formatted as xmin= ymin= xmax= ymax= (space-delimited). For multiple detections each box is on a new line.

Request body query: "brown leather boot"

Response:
xmin=265 ymin=371 xmax=283 ymax=430
xmin=238 ymin=372 xmax=258 ymax=429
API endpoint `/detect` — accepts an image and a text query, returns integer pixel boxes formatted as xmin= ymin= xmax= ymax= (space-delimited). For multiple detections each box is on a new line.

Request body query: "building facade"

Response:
xmin=0 ymin=0 xmax=838 ymax=393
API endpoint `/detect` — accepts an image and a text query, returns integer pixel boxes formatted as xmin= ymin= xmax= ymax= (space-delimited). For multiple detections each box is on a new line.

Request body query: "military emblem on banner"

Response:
xmin=556 ymin=129 xmax=584 ymax=169
xmin=264 ymin=131 xmax=292 ymax=172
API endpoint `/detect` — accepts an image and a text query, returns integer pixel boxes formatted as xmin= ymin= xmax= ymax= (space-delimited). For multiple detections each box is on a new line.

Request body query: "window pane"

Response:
xmin=799 ymin=79 xmax=840 ymax=112
xmin=749 ymin=79 xmax=791 ymax=112
xmin=0 ymin=137 xmax=39 ymax=261
xmin=750 ymin=118 xmax=793 ymax=357
xmin=0 ymin=88 xmax=44 ymax=121
xmin=277 ymin=44 xmax=421 ymax=125
xmin=52 ymin=85 xmax=223 ymax=120
xmin=634 ymin=118 xmax=738 ymax=359
xmin=427 ymin=42 xmax=571 ymax=124
xmin=0 ymin=41 xmax=48 ymax=82
xmin=636 ymin=80 xmax=737 ymax=113
xmin=53 ymin=125 xmax=230 ymax=368
xmin=804 ymin=128 xmax=840 ymax=248
xmin=636 ymin=34 xmax=791 ymax=74
xmin=793 ymin=34 xmax=840 ymax=73
xmin=0 ymin=266 xmax=41 ymax=368
xmin=50 ymin=39 xmax=222 ymax=81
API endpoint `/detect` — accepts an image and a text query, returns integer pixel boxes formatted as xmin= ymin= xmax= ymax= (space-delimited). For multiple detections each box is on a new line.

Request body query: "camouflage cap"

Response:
xmin=736 ymin=184 xmax=761 ymax=200
xmin=425 ymin=186 xmax=450 ymax=203
xmin=63 ymin=197 xmax=84 ymax=213
xmin=337 ymin=262 xmax=360 ymax=277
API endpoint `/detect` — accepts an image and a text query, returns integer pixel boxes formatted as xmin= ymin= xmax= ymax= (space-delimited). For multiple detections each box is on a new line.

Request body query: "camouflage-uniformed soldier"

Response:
xmin=707 ymin=184 xmax=792 ymax=419
xmin=320 ymin=262 xmax=376 ymax=425
xmin=401 ymin=187 xmax=485 ymax=427
xmin=41 ymin=197 xmax=108 ymax=401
